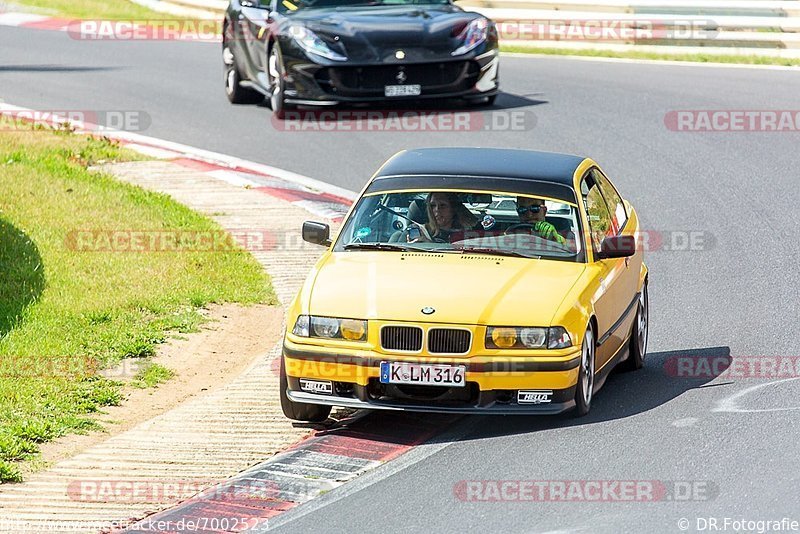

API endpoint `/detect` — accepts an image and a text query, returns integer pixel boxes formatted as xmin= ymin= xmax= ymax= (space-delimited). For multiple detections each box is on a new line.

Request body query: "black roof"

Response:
xmin=373 ymin=147 xmax=587 ymax=186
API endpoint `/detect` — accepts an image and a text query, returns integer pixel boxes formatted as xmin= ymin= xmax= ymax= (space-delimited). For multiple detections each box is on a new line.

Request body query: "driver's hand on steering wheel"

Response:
xmin=406 ymin=226 xmax=432 ymax=244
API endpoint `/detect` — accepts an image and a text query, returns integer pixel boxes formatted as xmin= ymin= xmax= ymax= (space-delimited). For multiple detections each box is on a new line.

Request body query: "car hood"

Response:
xmin=306 ymin=252 xmax=586 ymax=326
xmin=286 ymin=5 xmax=481 ymax=62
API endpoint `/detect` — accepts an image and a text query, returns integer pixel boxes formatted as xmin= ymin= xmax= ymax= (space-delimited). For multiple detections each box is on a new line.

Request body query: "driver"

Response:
xmin=514 ymin=196 xmax=566 ymax=245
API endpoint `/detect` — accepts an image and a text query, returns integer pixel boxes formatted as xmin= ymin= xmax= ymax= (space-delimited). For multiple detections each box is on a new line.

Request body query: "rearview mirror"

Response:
xmin=302 ymin=221 xmax=331 ymax=247
xmin=460 ymin=192 xmax=493 ymax=205
xmin=241 ymin=0 xmax=269 ymax=8
xmin=597 ymin=235 xmax=635 ymax=259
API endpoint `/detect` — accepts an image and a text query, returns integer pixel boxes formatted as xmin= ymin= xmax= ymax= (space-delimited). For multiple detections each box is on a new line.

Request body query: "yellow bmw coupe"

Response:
xmin=280 ymin=148 xmax=648 ymax=420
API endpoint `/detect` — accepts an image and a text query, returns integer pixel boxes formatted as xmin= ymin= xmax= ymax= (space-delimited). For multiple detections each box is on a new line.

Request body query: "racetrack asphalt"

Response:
xmin=2 ymin=24 xmax=800 ymax=533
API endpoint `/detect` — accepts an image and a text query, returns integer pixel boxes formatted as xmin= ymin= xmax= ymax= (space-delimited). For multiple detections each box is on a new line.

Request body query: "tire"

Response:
xmin=573 ymin=325 xmax=596 ymax=417
xmin=268 ymin=45 xmax=294 ymax=119
xmin=618 ymin=281 xmax=649 ymax=372
xmin=279 ymin=354 xmax=332 ymax=423
xmin=223 ymin=42 xmax=262 ymax=104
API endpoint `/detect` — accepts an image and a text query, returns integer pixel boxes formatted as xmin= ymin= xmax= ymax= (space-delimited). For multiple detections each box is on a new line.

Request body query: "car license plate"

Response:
xmin=385 ymin=84 xmax=421 ymax=97
xmin=380 ymin=361 xmax=466 ymax=387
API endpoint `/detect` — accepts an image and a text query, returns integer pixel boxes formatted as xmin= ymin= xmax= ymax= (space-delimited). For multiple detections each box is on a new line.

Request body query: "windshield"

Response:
xmin=334 ymin=190 xmax=583 ymax=261
xmin=278 ymin=0 xmax=449 ymax=11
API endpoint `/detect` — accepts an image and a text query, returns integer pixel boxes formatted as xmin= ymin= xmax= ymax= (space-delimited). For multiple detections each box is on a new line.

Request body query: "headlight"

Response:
xmin=486 ymin=326 xmax=572 ymax=349
xmin=292 ymin=315 xmax=309 ymax=337
xmin=452 ymin=18 xmax=488 ymax=56
xmin=292 ymin=315 xmax=367 ymax=342
xmin=490 ymin=327 xmax=517 ymax=348
xmin=312 ymin=316 xmax=339 ymax=338
xmin=547 ymin=326 xmax=572 ymax=349
xmin=289 ymin=25 xmax=346 ymax=62
xmin=520 ymin=327 xmax=547 ymax=348
xmin=340 ymin=319 xmax=366 ymax=341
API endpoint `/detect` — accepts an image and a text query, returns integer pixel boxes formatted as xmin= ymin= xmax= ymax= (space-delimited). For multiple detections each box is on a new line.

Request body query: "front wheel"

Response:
xmin=573 ymin=326 xmax=596 ymax=417
xmin=268 ymin=45 xmax=294 ymax=118
xmin=279 ymin=355 xmax=332 ymax=422
xmin=223 ymin=43 xmax=262 ymax=104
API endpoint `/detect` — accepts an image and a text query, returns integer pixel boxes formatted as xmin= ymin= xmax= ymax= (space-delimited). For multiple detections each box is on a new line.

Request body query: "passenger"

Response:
xmin=410 ymin=192 xmax=477 ymax=242
xmin=514 ymin=196 xmax=566 ymax=245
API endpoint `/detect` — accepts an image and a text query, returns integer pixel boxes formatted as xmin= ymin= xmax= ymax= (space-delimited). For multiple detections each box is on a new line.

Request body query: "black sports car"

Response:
xmin=222 ymin=0 xmax=499 ymax=115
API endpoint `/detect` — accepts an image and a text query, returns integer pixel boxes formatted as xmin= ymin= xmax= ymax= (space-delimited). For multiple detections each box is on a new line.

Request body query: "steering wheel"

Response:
xmin=504 ymin=223 xmax=538 ymax=235
xmin=406 ymin=223 xmax=434 ymax=242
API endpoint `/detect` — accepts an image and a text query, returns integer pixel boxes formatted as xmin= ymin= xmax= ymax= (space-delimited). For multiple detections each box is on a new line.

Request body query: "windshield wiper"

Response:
xmin=458 ymin=247 xmax=537 ymax=259
xmin=344 ymin=242 xmax=415 ymax=252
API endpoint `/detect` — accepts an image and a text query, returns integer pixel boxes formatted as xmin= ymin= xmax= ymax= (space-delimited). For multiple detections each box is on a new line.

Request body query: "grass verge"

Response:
xmin=132 ymin=363 xmax=175 ymax=389
xmin=501 ymin=45 xmax=800 ymax=67
xmin=0 ymin=124 xmax=275 ymax=482
xmin=8 ymin=0 xmax=195 ymax=20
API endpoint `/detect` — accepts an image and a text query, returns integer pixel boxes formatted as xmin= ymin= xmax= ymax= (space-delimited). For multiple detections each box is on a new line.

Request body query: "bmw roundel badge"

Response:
xmin=421 ymin=307 xmax=435 ymax=315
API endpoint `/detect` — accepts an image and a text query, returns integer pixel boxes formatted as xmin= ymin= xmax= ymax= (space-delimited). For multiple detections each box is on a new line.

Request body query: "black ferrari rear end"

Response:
xmin=223 ymin=0 xmax=499 ymax=113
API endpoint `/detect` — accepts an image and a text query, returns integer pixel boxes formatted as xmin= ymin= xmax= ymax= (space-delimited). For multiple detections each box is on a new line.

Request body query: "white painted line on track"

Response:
xmin=122 ymin=143 xmax=183 ymax=159
xmin=501 ymin=51 xmax=800 ymax=71
xmin=0 ymin=13 xmax=48 ymax=26
xmin=712 ymin=377 xmax=800 ymax=413
xmin=0 ymin=102 xmax=358 ymax=201
xmin=291 ymin=199 xmax=351 ymax=220
xmin=206 ymin=169 xmax=261 ymax=188
xmin=672 ymin=417 xmax=699 ymax=427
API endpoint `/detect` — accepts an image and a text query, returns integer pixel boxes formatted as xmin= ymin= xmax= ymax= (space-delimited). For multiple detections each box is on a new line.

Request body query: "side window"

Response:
xmin=592 ymin=169 xmax=627 ymax=234
xmin=582 ymin=176 xmax=614 ymax=255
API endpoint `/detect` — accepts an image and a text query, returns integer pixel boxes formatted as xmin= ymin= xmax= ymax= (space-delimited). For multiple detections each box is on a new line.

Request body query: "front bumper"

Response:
xmin=287 ymin=388 xmax=576 ymax=415
xmin=282 ymin=46 xmax=499 ymax=105
xmin=283 ymin=341 xmax=580 ymax=415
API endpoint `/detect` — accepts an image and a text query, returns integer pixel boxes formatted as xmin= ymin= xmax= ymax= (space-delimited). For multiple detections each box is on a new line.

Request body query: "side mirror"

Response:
xmin=598 ymin=235 xmax=635 ymax=259
xmin=302 ymin=221 xmax=331 ymax=247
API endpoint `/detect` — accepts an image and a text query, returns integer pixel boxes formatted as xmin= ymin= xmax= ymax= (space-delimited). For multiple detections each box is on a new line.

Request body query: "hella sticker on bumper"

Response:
xmin=299 ymin=379 xmax=333 ymax=395
xmin=517 ymin=390 xmax=553 ymax=404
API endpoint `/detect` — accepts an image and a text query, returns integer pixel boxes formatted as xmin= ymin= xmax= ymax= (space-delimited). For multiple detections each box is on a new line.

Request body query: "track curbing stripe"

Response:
xmin=120 ymin=414 xmax=460 ymax=532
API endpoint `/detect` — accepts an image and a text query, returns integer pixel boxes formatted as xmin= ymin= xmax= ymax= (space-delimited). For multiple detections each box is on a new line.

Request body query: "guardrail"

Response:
xmin=130 ymin=0 xmax=800 ymax=58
